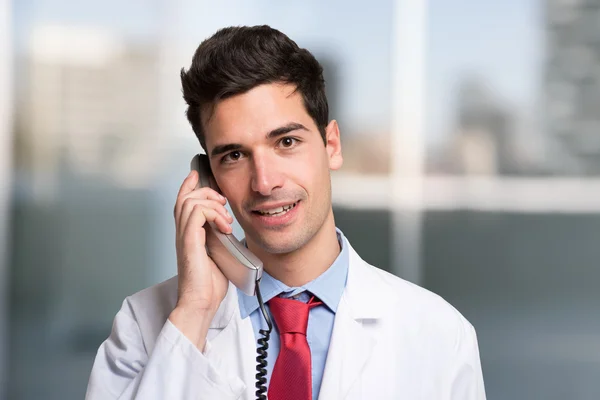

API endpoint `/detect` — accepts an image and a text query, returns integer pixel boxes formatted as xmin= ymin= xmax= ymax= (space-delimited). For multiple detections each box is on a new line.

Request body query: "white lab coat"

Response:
xmin=85 ymin=241 xmax=486 ymax=399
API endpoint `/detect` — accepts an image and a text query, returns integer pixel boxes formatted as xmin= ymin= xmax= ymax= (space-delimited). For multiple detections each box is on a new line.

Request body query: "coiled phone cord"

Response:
xmin=254 ymin=281 xmax=272 ymax=400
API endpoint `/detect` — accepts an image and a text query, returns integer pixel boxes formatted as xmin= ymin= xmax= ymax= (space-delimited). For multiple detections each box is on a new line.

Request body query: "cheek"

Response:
xmin=296 ymin=149 xmax=329 ymax=190
xmin=218 ymin=174 xmax=247 ymax=208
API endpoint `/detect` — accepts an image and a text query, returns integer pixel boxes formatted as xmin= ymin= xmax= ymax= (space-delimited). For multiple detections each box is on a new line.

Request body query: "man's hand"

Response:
xmin=168 ymin=170 xmax=234 ymax=351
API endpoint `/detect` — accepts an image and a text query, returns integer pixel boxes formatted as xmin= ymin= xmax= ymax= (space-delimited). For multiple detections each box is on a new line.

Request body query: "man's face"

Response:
xmin=203 ymin=83 xmax=342 ymax=254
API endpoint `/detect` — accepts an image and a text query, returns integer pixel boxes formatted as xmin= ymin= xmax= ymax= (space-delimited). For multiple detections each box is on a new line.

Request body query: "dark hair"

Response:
xmin=180 ymin=25 xmax=329 ymax=150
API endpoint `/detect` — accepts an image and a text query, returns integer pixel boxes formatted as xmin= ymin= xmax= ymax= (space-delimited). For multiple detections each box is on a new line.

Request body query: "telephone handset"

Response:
xmin=190 ymin=154 xmax=263 ymax=296
xmin=191 ymin=154 xmax=272 ymax=399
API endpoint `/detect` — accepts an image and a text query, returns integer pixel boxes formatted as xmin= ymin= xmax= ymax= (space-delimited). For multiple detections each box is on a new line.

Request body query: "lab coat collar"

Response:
xmin=342 ymin=242 xmax=388 ymax=320
xmin=211 ymin=237 xmax=389 ymax=329
xmin=317 ymin=241 xmax=388 ymax=400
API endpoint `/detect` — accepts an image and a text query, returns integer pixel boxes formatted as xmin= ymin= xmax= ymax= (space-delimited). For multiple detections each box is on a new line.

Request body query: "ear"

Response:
xmin=325 ymin=120 xmax=343 ymax=170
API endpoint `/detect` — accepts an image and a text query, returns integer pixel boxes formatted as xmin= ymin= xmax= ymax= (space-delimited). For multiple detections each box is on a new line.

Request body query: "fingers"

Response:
xmin=175 ymin=171 xmax=227 ymax=222
xmin=179 ymin=198 xmax=233 ymax=237
xmin=175 ymin=171 xmax=199 ymax=220
xmin=178 ymin=170 xmax=199 ymax=198
xmin=183 ymin=204 xmax=233 ymax=241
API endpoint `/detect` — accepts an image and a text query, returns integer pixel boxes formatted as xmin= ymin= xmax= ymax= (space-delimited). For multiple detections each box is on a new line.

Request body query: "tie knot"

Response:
xmin=268 ymin=295 xmax=321 ymax=335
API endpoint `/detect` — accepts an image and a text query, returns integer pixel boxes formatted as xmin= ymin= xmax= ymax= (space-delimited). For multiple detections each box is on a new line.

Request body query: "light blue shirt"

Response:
xmin=237 ymin=228 xmax=349 ymax=400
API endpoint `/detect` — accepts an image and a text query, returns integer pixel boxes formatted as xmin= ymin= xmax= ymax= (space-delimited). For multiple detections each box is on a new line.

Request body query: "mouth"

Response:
xmin=252 ymin=201 xmax=299 ymax=217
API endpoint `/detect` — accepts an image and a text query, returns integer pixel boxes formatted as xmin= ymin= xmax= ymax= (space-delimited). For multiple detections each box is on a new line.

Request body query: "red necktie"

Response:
xmin=267 ymin=295 xmax=322 ymax=400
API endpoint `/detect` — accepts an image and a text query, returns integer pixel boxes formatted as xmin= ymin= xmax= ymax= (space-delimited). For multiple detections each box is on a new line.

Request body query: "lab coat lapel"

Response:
xmin=203 ymin=283 xmax=257 ymax=399
xmin=318 ymin=244 xmax=384 ymax=400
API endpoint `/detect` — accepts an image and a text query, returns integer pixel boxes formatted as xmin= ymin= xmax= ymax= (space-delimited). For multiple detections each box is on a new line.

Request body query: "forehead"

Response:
xmin=203 ymin=83 xmax=317 ymax=148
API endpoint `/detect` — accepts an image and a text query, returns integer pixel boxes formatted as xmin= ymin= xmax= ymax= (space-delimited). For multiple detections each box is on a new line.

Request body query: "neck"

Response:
xmin=247 ymin=210 xmax=340 ymax=287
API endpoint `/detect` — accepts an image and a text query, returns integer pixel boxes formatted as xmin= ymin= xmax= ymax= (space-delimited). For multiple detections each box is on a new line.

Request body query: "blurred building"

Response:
xmin=18 ymin=25 xmax=162 ymax=200
xmin=317 ymin=53 xmax=392 ymax=175
xmin=341 ymin=133 xmax=391 ymax=174
xmin=545 ymin=0 xmax=600 ymax=175
xmin=435 ymin=77 xmax=531 ymax=175
xmin=9 ymin=26 xmax=169 ymax=399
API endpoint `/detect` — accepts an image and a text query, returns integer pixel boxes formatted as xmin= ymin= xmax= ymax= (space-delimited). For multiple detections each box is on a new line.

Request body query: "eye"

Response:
xmin=279 ymin=137 xmax=298 ymax=148
xmin=222 ymin=150 xmax=243 ymax=163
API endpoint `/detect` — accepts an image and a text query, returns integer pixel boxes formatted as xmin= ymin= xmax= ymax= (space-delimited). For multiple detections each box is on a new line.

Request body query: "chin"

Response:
xmin=257 ymin=233 xmax=302 ymax=254
xmin=247 ymin=227 xmax=311 ymax=255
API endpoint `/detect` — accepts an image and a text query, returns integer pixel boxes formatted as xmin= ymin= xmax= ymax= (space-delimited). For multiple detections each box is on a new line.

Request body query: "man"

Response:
xmin=85 ymin=25 xmax=486 ymax=400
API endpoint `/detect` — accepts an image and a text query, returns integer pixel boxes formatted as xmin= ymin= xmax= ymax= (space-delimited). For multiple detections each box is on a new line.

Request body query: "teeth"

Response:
xmin=258 ymin=202 xmax=296 ymax=216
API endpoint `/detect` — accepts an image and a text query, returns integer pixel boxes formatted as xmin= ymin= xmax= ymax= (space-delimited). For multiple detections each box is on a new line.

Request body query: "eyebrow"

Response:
xmin=210 ymin=122 xmax=309 ymax=157
xmin=266 ymin=122 xmax=308 ymax=140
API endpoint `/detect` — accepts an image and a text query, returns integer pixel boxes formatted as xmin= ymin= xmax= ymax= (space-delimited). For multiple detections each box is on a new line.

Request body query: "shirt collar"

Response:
xmin=237 ymin=228 xmax=349 ymax=318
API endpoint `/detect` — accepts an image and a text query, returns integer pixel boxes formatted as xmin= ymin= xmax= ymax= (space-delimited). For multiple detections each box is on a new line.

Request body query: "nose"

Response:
xmin=250 ymin=152 xmax=284 ymax=196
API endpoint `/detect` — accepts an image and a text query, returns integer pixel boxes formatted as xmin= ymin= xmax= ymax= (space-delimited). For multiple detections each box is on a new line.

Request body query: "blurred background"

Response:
xmin=1 ymin=0 xmax=599 ymax=398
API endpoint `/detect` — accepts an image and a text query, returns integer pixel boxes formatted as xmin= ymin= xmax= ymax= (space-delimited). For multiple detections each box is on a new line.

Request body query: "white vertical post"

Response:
xmin=390 ymin=0 xmax=427 ymax=284
xmin=0 ymin=0 xmax=13 ymax=397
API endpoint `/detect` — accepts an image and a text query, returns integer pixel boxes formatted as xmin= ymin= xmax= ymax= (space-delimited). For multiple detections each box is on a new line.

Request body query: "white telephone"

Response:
xmin=190 ymin=154 xmax=263 ymax=295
